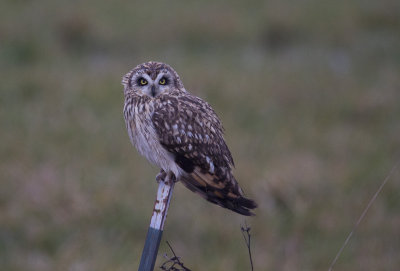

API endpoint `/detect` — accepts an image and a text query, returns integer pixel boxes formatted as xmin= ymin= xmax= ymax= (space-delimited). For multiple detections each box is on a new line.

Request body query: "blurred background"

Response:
xmin=1 ymin=0 xmax=400 ymax=270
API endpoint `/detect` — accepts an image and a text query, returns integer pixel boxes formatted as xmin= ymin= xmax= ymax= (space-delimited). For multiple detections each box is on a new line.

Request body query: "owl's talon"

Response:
xmin=164 ymin=172 xmax=177 ymax=185
xmin=156 ymin=170 xmax=178 ymax=184
xmin=156 ymin=170 xmax=167 ymax=183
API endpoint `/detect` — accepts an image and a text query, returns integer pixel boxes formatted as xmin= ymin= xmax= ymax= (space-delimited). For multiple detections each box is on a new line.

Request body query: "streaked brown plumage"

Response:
xmin=122 ymin=61 xmax=257 ymax=216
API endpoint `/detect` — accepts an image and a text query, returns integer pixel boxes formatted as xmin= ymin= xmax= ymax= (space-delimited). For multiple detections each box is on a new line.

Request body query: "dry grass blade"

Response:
xmin=328 ymin=160 xmax=400 ymax=271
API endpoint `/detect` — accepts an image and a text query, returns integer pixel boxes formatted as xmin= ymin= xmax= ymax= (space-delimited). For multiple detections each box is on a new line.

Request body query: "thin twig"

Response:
xmin=328 ymin=160 xmax=400 ymax=271
xmin=160 ymin=241 xmax=191 ymax=271
xmin=241 ymin=221 xmax=254 ymax=271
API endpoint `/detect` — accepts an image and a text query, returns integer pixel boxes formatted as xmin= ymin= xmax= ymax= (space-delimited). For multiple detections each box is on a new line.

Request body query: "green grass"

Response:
xmin=1 ymin=0 xmax=400 ymax=270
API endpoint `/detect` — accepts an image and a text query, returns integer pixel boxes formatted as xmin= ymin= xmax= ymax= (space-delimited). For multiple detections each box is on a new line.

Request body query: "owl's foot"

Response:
xmin=156 ymin=170 xmax=177 ymax=184
xmin=156 ymin=169 xmax=166 ymax=183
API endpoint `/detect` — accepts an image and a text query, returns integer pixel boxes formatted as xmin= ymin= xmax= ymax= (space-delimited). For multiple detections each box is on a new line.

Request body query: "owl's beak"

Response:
xmin=151 ymin=85 xmax=157 ymax=97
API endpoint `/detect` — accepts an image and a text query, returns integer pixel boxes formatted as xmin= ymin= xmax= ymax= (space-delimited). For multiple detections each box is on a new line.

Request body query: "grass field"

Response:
xmin=1 ymin=0 xmax=400 ymax=270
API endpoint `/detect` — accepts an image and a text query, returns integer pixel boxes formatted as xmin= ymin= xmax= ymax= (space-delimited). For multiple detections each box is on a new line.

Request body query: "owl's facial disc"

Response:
xmin=136 ymin=72 xmax=170 ymax=98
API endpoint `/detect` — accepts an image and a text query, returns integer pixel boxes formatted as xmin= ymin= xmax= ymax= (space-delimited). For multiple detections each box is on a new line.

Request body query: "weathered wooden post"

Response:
xmin=138 ymin=174 xmax=175 ymax=271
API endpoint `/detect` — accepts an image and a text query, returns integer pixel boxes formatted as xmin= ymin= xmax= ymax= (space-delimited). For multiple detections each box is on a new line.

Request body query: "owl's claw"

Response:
xmin=156 ymin=170 xmax=177 ymax=184
xmin=156 ymin=170 xmax=166 ymax=183
xmin=170 ymin=173 xmax=177 ymax=183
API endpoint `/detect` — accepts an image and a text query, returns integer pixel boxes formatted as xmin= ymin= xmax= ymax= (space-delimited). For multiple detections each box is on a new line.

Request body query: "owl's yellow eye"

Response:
xmin=159 ymin=77 xmax=167 ymax=85
xmin=138 ymin=78 xmax=148 ymax=86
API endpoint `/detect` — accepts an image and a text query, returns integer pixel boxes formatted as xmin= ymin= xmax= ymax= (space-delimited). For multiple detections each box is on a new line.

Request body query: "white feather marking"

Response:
xmin=172 ymin=124 xmax=178 ymax=135
xmin=206 ymin=156 xmax=215 ymax=174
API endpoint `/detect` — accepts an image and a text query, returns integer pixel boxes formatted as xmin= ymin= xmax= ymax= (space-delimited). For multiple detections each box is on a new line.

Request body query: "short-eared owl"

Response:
xmin=122 ymin=61 xmax=257 ymax=216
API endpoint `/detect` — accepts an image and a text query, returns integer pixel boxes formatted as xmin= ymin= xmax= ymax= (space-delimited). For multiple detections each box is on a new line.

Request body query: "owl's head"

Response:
xmin=122 ymin=61 xmax=184 ymax=97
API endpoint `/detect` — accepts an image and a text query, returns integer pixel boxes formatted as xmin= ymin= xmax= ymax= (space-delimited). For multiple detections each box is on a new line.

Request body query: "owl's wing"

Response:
xmin=152 ymin=92 xmax=257 ymax=216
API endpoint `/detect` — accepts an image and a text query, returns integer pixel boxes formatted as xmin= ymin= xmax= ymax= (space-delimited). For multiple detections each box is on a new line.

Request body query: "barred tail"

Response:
xmin=180 ymin=172 xmax=257 ymax=216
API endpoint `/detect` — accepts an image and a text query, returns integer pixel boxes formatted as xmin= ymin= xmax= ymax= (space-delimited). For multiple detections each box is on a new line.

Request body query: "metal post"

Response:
xmin=138 ymin=174 xmax=175 ymax=271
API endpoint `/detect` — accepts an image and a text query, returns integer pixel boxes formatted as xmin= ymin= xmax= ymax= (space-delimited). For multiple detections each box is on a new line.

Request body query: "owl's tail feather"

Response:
xmin=180 ymin=173 xmax=257 ymax=216
xmin=220 ymin=195 xmax=258 ymax=216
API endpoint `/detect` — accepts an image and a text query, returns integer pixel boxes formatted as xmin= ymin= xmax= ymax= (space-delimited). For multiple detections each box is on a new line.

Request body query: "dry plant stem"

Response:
xmin=160 ymin=241 xmax=191 ymax=271
xmin=138 ymin=174 xmax=175 ymax=271
xmin=241 ymin=222 xmax=254 ymax=271
xmin=328 ymin=160 xmax=400 ymax=271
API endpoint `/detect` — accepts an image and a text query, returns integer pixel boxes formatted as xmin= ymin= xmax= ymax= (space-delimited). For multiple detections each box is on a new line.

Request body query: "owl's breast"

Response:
xmin=124 ymin=97 xmax=182 ymax=177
